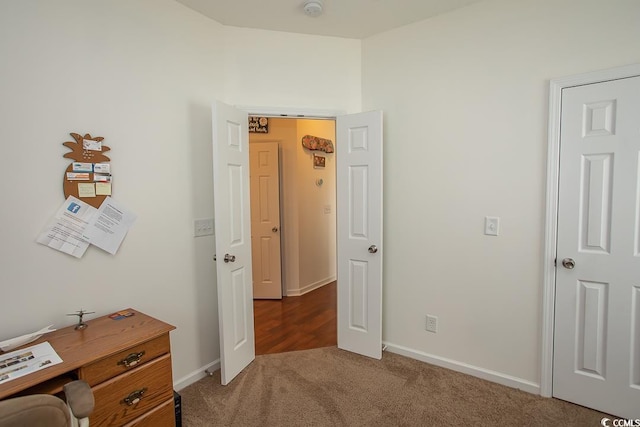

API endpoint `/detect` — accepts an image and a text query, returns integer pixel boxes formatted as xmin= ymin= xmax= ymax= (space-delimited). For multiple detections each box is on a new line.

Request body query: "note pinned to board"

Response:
xmin=66 ymin=172 xmax=90 ymax=181
xmin=82 ymin=139 xmax=102 ymax=151
xmin=72 ymin=162 xmax=93 ymax=173
xmin=95 ymin=182 xmax=112 ymax=196
xmin=78 ymin=183 xmax=96 ymax=198
xmin=93 ymin=163 xmax=110 ymax=174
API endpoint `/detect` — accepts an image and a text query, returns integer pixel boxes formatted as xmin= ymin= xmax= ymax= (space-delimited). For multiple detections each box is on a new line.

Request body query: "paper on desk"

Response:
xmin=0 ymin=325 xmax=57 ymax=352
xmin=36 ymin=196 xmax=97 ymax=258
xmin=82 ymin=197 xmax=136 ymax=255
xmin=0 ymin=342 xmax=62 ymax=385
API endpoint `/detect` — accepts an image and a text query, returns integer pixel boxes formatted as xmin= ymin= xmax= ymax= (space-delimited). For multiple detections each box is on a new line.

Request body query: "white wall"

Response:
xmin=296 ymin=120 xmax=337 ymax=293
xmin=0 ymin=0 xmax=361 ymax=388
xmin=222 ymin=27 xmax=361 ymax=113
xmin=362 ymin=0 xmax=640 ymax=388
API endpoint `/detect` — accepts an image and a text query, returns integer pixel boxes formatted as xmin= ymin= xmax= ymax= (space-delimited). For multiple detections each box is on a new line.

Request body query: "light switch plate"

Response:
xmin=194 ymin=218 xmax=214 ymax=237
xmin=484 ymin=216 xmax=500 ymax=236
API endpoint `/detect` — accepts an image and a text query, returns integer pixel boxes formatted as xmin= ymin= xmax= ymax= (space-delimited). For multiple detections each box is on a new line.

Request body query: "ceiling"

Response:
xmin=174 ymin=0 xmax=485 ymax=39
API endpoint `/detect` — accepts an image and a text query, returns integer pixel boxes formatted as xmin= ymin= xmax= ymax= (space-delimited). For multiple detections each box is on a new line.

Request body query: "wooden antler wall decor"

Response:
xmin=301 ymin=135 xmax=334 ymax=153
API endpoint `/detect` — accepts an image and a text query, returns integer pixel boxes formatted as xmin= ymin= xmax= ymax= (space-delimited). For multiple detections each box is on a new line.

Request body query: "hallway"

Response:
xmin=253 ymin=282 xmax=337 ymax=355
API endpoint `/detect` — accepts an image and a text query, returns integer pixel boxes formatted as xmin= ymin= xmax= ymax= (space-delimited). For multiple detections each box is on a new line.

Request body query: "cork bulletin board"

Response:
xmin=62 ymin=133 xmax=112 ymax=209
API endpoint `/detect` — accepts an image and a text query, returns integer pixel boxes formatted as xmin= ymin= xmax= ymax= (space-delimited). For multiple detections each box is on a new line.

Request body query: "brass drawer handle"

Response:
xmin=117 ymin=351 xmax=146 ymax=368
xmin=123 ymin=388 xmax=148 ymax=406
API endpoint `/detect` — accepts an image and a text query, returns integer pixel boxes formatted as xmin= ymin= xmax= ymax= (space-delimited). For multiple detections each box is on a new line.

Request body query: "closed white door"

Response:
xmin=212 ymin=101 xmax=255 ymax=385
xmin=336 ymin=111 xmax=383 ymax=359
xmin=553 ymin=76 xmax=640 ymax=418
xmin=249 ymin=142 xmax=282 ymax=299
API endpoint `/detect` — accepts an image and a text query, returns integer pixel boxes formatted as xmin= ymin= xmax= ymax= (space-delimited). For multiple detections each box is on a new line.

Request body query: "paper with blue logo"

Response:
xmin=37 ymin=196 xmax=136 ymax=257
xmin=36 ymin=196 xmax=96 ymax=258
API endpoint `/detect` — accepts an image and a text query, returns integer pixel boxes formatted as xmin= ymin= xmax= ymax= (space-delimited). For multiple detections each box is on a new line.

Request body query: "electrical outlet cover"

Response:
xmin=484 ymin=216 xmax=500 ymax=236
xmin=194 ymin=218 xmax=214 ymax=237
xmin=426 ymin=315 xmax=438 ymax=333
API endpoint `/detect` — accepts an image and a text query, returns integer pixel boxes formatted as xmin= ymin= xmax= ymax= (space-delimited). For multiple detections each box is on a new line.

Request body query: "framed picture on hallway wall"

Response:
xmin=313 ymin=154 xmax=325 ymax=168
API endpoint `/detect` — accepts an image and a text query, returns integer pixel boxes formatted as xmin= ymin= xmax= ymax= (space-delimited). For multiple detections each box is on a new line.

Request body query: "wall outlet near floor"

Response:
xmin=426 ymin=315 xmax=438 ymax=333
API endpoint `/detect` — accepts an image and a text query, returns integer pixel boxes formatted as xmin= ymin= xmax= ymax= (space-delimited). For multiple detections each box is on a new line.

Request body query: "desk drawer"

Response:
xmin=124 ymin=398 xmax=175 ymax=427
xmin=79 ymin=334 xmax=170 ymax=386
xmin=90 ymin=354 xmax=173 ymax=427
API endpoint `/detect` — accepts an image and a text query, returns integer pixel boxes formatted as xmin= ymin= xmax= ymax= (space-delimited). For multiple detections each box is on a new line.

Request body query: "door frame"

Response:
xmin=242 ymin=105 xmax=344 ymax=300
xmin=541 ymin=63 xmax=640 ymax=397
xmin=237 ymin=105 xmax=344 ymax=119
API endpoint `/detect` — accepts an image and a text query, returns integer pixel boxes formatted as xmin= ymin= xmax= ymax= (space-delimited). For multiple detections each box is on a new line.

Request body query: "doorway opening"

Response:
xmin=253 ymin=281 xmax=337 ymax=355
xmin=249 ymin=117 xmax=337 ymax=355
xmin=213 ymin=102 xmax=383 ymax=384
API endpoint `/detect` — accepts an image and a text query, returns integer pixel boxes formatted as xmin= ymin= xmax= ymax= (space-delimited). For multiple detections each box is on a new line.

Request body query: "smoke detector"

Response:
xmin=303 ymin=0 xmax=323 ymax=17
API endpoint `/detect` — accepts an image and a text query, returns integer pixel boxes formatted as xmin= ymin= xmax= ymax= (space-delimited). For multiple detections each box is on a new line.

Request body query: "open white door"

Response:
xmin=336 ymin=111 xmax=383 ymax=359
xmin=212 ymin=101 xmax=255 ymax=385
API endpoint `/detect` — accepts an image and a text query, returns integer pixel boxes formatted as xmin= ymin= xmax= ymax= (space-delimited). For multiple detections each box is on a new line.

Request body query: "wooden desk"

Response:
xmin=0 ymin=309 xmax=176 ymax=427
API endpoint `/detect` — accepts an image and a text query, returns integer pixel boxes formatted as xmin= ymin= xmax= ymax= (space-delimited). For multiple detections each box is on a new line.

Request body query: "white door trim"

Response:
xmin=541 ymin=63 xmax=640 ymax=397
xmin=240 ymin=104 xmax=341 ymax=300
xmin=236 ymin=105 xmax=345 ymax=119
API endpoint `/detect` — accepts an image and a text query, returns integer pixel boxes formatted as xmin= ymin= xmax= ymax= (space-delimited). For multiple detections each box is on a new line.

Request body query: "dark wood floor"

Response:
xmin=253 ymin=281 xmax=337 ymax=355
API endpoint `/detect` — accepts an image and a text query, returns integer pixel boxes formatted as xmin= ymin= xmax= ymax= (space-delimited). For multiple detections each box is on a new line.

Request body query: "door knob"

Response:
xmin=368 ymin=245 xmax=378 ymax=254
xmin=561 ymin=258 xmax=575 ymax=269
xmin=272 ymin=226 xmax=279 ymax=232
xmin=224 ymin=254 xmax=236 ymax=263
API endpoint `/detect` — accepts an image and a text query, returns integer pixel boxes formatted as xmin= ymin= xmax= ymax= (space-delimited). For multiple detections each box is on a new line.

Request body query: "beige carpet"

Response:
xmin=179 ymin=346 xmax=610 ymax=426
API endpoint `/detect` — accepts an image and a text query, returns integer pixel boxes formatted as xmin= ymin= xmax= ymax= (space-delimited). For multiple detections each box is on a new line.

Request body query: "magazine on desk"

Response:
xmin=0 ymin=342 xmax=62 ymax=385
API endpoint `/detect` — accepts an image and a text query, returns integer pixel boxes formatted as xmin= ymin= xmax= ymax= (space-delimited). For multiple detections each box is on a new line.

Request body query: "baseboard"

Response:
xmin=286 ymin=276 xmax=335 ymax=296
xmin=173 ymin=359 xmax=220 ymax=391
xmin=383 ymin=342 xmax=540 ymax=395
